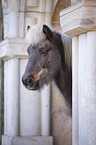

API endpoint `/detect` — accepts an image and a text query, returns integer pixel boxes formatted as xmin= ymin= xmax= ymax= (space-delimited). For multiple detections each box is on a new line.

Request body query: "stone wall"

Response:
xmin=52 ymin=0 xmax=71 ymax=30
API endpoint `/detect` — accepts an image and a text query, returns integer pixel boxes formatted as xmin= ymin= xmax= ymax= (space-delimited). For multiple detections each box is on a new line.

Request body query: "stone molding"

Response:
xmin=2 ymin=135 xmax=53 ymax=145
xmin=60 ymin=0 xmax=96 ymax=36
xmin=0 ymin=39 xmax=29 ymax=60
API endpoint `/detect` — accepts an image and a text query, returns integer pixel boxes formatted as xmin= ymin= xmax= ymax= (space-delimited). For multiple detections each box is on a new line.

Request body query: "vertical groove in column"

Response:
xmin=72 ymin=36 xmax=79 ymax=145
xmin=78 ymin=33 xmax=87 ymax=145
xmin=41 ymin=85 xmax=50 ymax=136
xmin=4 ymin=61 xmax=7 ymax=136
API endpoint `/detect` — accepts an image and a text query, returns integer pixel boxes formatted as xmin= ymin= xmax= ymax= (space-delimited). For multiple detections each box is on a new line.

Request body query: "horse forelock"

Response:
xmin=25 ymin=24 xmax=46 ymax=45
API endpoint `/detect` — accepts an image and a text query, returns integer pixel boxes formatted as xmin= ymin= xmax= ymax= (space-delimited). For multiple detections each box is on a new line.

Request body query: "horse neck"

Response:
xmin=55 ymin=67 xmax=72 ymax=110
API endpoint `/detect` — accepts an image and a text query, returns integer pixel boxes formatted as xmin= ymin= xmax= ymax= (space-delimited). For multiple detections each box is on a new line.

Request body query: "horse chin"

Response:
xmin=26 ymin=80 xmax=40 ymax=91
xmin=27 ymin=85 xmax=39 ymax=91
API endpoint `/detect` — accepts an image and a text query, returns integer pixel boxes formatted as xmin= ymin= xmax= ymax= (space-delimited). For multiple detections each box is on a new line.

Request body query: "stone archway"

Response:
xmin=52 ymin=0 xmax=71 ymax=30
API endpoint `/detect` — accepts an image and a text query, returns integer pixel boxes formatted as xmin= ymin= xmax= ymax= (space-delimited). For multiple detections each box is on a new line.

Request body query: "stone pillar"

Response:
xmin=4 ymin=59 xmax=20 ymax=136
xmin=60 ymin=1 xmax=96 ymax=145
xmin=0 ymin=39 xmax=28 ymax=138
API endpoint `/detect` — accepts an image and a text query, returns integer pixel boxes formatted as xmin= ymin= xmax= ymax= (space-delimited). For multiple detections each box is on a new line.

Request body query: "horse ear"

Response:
xmin=43 ymin=25 xmax=53 ymax=40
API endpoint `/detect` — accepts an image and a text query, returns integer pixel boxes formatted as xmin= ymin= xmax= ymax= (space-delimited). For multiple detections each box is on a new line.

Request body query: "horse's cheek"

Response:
xmin=39 ymin=55 xmax=47 ymax=68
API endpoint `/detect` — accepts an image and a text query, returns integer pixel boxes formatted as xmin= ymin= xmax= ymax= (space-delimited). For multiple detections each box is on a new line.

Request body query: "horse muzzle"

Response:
xmin=22 ymin=75 xmax=39 ymax=90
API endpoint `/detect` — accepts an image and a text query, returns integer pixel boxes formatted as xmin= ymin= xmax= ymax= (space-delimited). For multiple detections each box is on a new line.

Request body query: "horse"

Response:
xmin=22 ymin=24 xmax=72 ymax=114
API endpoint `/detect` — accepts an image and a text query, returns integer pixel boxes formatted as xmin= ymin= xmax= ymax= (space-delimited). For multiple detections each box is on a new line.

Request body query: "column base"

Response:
xmin=2 ymin=135 xmax=53 ymax=145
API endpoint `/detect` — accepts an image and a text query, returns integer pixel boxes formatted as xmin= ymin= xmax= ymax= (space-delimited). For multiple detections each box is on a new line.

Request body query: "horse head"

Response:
xmin=22 ymin=24 xmax=63 ymax=90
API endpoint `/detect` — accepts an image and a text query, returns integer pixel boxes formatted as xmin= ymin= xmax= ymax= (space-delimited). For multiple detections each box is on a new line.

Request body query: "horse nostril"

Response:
xmin=22 ymin=76 xmax=34 ymax=87
xmin=27 ymin=78 xmax=34 ymax=86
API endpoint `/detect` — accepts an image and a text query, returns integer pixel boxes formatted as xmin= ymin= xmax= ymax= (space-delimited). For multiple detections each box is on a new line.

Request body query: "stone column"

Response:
xmin=1 ymin=0 xmax=20 ymax=137
xmin=60 ymin=1 xmax=96 ymax=145
xmin=0 ymin=39 xmax=28 ymax=138
xmin=4 ymin=59 xmax=20 ymax=136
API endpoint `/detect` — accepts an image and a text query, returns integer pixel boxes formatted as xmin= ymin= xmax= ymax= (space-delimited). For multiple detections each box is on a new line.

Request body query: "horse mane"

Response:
xmin=25 ymin=24 xmax=72 ymax=70
xmin=58 ymin=32 xmax=72 ymax=70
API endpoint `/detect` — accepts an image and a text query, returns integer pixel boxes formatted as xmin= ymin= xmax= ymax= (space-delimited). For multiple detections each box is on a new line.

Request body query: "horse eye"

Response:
xmin=41 ymin=49 xmax=47 ymax=55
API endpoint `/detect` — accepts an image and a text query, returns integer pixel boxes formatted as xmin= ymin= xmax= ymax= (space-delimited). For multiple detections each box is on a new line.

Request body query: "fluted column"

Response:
xmin=72 ymin=36 xmax=79 ymax=145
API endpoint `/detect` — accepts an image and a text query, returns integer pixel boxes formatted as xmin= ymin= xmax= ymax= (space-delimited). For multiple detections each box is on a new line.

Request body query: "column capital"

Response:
xmin=60 ymin=0 xmax=96 ymax=36
xmin=0 ymin=39 xmax=29 ymax=60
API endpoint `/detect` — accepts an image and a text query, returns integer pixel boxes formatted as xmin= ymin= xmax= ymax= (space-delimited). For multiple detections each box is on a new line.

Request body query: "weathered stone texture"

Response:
xmin=71 ymin=0 xmax=80 ymax=5
xmin=60 ymin=0 xmax=96 ymax=36
xmin=52 ymin=0 xmax=71 ymax=30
